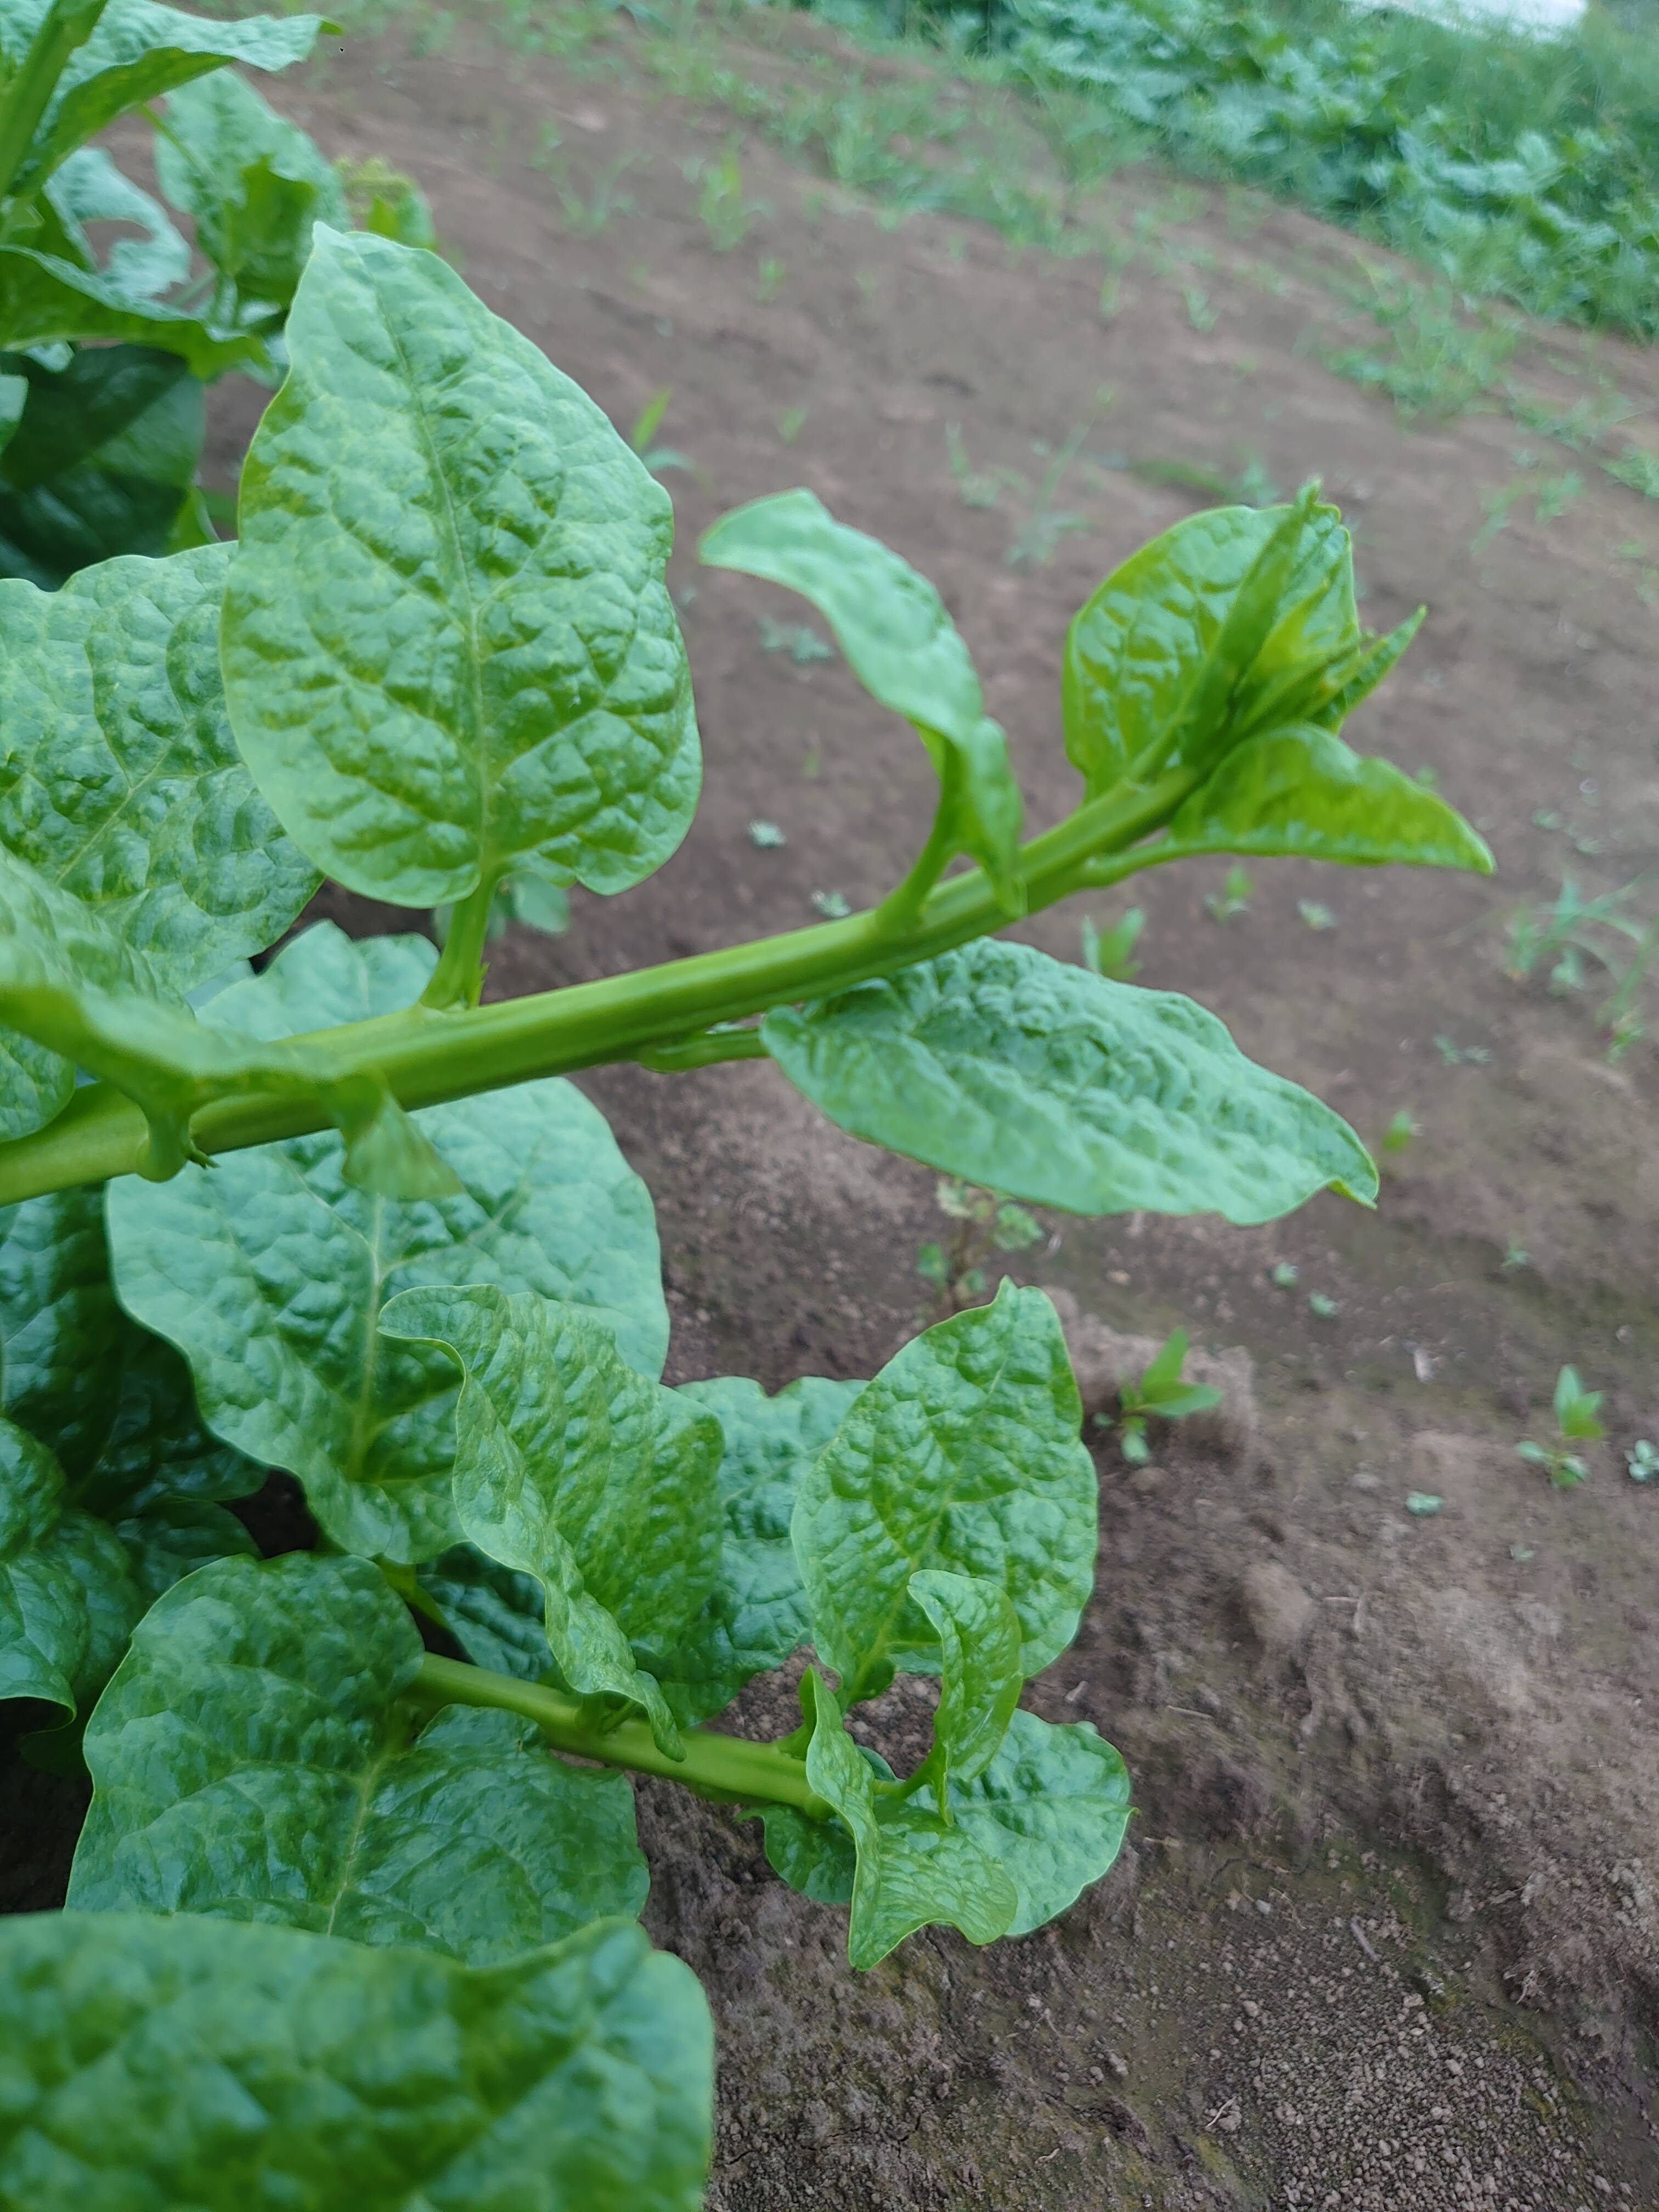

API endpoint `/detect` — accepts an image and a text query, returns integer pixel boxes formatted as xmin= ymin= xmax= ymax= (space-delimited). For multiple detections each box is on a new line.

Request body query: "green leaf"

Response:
xmin=0 ymin=1909 xmax=714 ymax=2211
xmin=221 ymin=228 xmax=700 ymax=909
xmin=0 ymin=1412 xmax=140 ymax=1711
xmin=0 ymin=343 xmax=206 ymax=588
xmin=1135 ymin=1326 xmax=1189 ymax=1403
xmin=43 ymin=146 xmax=190 ymax=299
xmin=643 ymin=1373 xmax=863 ymax=1725
xmin=0 ymin=246 xmax=262 ymax=376
xmin=764 ymin=936 xmax=1378 ymax=1223
xmin=0 ymin=539 xmax=318 ymax=974
xmin=69 ymin=1550 xmax=648 ymax=1960
xmin=418 ymin=1542 xmax=554 ymax=1680
xmin=0 ymin=1186 xmax=125 ymax=1478
xmin=947 ymin=1707 xmax=1131 ymax=1937
xmin=790 ymin=1281 xmax=1096 ymax=1703
xmin=1063 ymin=493 xmax=1356 ymax=795
xmin=383 ymin=1285 xmax=721 ymax=1756
xmin=153 ymin=71 xmax=349 ymax=320
xmin=2 ymin=2 xmax=330 ymax=197
xmin=1554 ymin=1363 xmax=1604 ymax=1440
xmin=1163 ymin=724 xmax=1493 ymax=873
xmin=909 ymin=1567 xmax=1023 ymax=1795
xmin=701 ymin=489 xmax=1023 ymax=911
xmin=107 ymin=924 xmax=669 ymax=1564
xmin=103 ymin=1489 xmax=255 ymax=1601
xmin=78 ymin=1326 xmax=264 ymax=1513
xmin=802 ymin=1668 xmax=1017 ymax=1968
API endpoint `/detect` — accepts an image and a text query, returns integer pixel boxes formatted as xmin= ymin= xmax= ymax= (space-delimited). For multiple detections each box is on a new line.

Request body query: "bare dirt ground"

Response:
xmin=9 ymin=5 xmax=1659 ymax=2204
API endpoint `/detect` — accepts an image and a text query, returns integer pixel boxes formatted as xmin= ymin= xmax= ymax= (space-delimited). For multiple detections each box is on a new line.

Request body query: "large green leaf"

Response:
xmin=154 ymin=71 xmax=349 ymax=321
xmin=763 ymin=936 xmax=1378 ymax=1222
xmin=948 ymin=1708 xmax=1131 ymax=1937
xmin=69 ymin=1551 xmax=648 ymax=1961
xmin=1161 ymin=723 xmax=1494 ymax=872
xmin=1062 ymin=494 xmax=1357 ymax=795
xmin=221 ymin=228 xmax=700 ymax=909
xmin=0 ymin=1 xmax=329 ymax=196
xmin=0 ymin=1909 xmax=714 ymax=2211
xmin=0 ymin=540 xmax=318 ymax=972
xmin=419 ymin=1542 xmax=554 ymax=1680
xmin=0 ymin=1185 xmax=125 ymax=1478
xmin=0 ymin=1412 xmax=141 ymax=1711
xmin=382 ymin=1286 xmax=722 ymax=1758
xmin=42 ymin=146 xmax=190 ymax=299
xmin=701 ymin=488 xmax=1023 ymax=911
xmin=642 ymin=1372 xmax=862 ymax=1726
xmin=801 ymin=1668 xmax=1016 ymax=1968
xmin=106 ymin=925 xmax=669 ymax=1564
xmin=0 ymin=245 xmax=262 ymax=375
xmin=790 ymin=1282 xmax=1096 ymax=1703
xmin=0 ymin=344 xmax=205 ymax=589
xmin=77 ymin=1323 xmax=264 ymax=1514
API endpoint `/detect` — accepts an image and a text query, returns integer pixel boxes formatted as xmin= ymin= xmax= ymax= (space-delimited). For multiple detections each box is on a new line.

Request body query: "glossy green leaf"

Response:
xmin=947 ymin=1708 xmax=1131 ymax=1937
xmin=1063 ymin=494 xmax=1356 ymax=795
xmin=42 ymin=146 xmax=190 ymax=299
xmin=1163 ymin=724 xmax=1494 ymax=872
xmin=0 ymin=343 xmax=205 ymax=588
xmin=154 ymin=71 xmax=349 ymax=319
xmin=0 ymin=1909 xmax=714 ymax=2211
xmin=802 ymin=1668 xmax=1017 ymax=1968
xmin=791 ymin=1281 xmax=1096 ymax=1702
xmin=107 ymin=926 xmax=668 ymax=1564
xmin=103 ymin=1489 xmax=255 ymax=1600
xmin=383 ymin=1286 xmax=722 ymax=1757
xmin=701 ymin=488 xmax=1023 ymax=910
xmin=0 ymin=540 xmax=318 ymax=973
xmin=69 ymin=1551 xmax=648 ymax=1960
xmin=1 ymin=2 xmax=330 ymax=197
xmin=643 ymin=1372 xmax=862 ymax=1725
xmin=910 ymin=1568 xmax=1023 ymax=1796
xmin=0 ymin=1413 xmax=141 ymax=1711
xmin=764 ymin=936 xmax=1378 ymax=1222
xmin=221 ymin=228 xmax=700 ymax=907
xmin=0 ymin=246 xmax=262 ymax=376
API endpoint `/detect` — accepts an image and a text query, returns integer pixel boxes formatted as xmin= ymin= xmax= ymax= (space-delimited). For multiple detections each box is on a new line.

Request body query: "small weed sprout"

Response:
xmin=696 ymin=151 xmax=768 ymax=251
xmin=1518 ymin=1365 xmax=1604 ymax=1487
xmin=918 ymin=1180 xmax=1045 ymax=1315
xmin=1205 ymin=865 xmax=1254 ymax=921
xmin=1080 ymin=908 xmax=1144 ymax=981
xmin=1628 ymin=1441 xmax=1659 ymax=1483
xmin=1381 ymin=1109 xmax=1418 ymax=1154
xmin=1107 ymin=1329 xmax=1222 ymax=1464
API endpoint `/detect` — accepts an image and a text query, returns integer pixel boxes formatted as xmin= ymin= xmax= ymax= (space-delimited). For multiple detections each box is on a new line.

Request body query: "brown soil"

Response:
xmin=13 ymin=5 xmax=1659 ymax=2204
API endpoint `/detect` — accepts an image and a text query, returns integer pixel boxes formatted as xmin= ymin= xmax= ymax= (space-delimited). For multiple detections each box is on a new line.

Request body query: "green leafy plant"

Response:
xmin=1505 ymin=873 xmax=1658 ymax=1054
xmin=916 ymin=1176 xmax=1044 ymax=1312
xmin=1380 ymin=1107 xmax=1418 ymax=1154
xmin=0 ymin=230 xmax=1492 ymax=2202
xmin=1108 ymin=1327 xmax=1222 ymax=1463
xmin=1518 ymin=1364 xmax=1604 ymax=1487
xmin=0 ymin=0 xmax=432 ymax=584
xmin=1628 ymin=1440 xmax=1658 ymax=1483
xmin=695 ymin=148 xmax=766 ymax=250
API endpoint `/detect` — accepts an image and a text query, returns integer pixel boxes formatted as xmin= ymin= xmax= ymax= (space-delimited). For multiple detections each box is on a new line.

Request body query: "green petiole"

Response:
xmin=410 ymin=1652 xmax=832 ymax=1820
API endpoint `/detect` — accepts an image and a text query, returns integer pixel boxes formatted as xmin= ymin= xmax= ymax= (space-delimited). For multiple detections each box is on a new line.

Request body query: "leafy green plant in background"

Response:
xmin=1080 ymin=904 xmax=1143 ymax=979
xmin=1106 ymin=1327 xmax=1221 ymax=1463
xmin=1505 ymin=873 xmax=1658 ymax=1059
xmin=0 ymin=225 xmax=1494 ymax=2204
xmin=916 ymin=1175 xmax=1045 ymax=1312
xmin=0 ymin=0 xmax=432 ymax=586
xmin=1517 ymin=1364 xmax=1604 ymax=1488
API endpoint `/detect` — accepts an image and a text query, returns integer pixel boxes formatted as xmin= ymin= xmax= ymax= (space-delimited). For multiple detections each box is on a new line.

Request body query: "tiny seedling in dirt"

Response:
xmin=695 ymin=150 xmax=767 ymax=251
xmin=755 ymin=256 xmax=786 ymax=303
xmin=1605 ymin=449 xmax=1659 ymax=500
xmin=810 ymin=888 xmax=851 ymax=919
xmin=919 ymin=1180 xmax=1045 ymax=1316
xmin=748 ymin=820 xmax=787 ymax=849
xmin=1298 ymin=899 xmax=1337 ymax=932
xmin=1518 ymin=1366 xmax=1604 ymax=1487
xmin=1270 ymin=1262 xmax=1300 ymax=1288
xmin=1406 ymin=1492 xmax=1443 ymax=1516
xmin=1381 ymin=1109 xmax=1418 ymax=1154
xmin=778 ymin=408 xmax=808 ymax=444
xmin=1206 ymin=865 xmax=1254 ymax=922
xmin=1500 ymin=1239 xmax=1531 ymax=1272
xmin=1628 ymin=1441 xmax=1659 ymax=1483
xmin=539 ymin=146 xmax=639 ymax=236
xmin=1505 ymin=874 xmax=1658 ymax=1053
xmin=1107 ymin=1329 xmax=1223 ymax=1464
xmin=1183 ymin=284 xmax=1216 ymax=331
xmin=759 ymin=617 xmax=834 ymax=665
xmin=946 ymin=423 xmax=1006 ymax=510
xmin=1308 ymin=1291 xmax=1340 ymax=1319
xmin=1433 ymin=1034 xmax=1491 ymax=1065
xmin=628 ymin=387 xmax=693 ymax=479
xmin=1081 ymin=909 xmax=1144 ymax=981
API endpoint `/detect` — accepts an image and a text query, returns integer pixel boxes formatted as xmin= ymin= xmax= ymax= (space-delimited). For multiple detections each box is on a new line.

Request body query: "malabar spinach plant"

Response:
xmin=0 ymin=0 xmax=431 ymax=584
xmin=0 ymin=227 xmax=1491 ymax=2208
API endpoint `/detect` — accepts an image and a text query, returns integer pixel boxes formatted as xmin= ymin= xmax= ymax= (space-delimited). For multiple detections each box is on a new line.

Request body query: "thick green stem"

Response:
xmin=0 ymin=765 xmax=1198 ymax=1204
xmin=0 ymin=0 xmax=110 ymax=206
xmin=411 ymin=1653 xmax=831 ymax=1817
